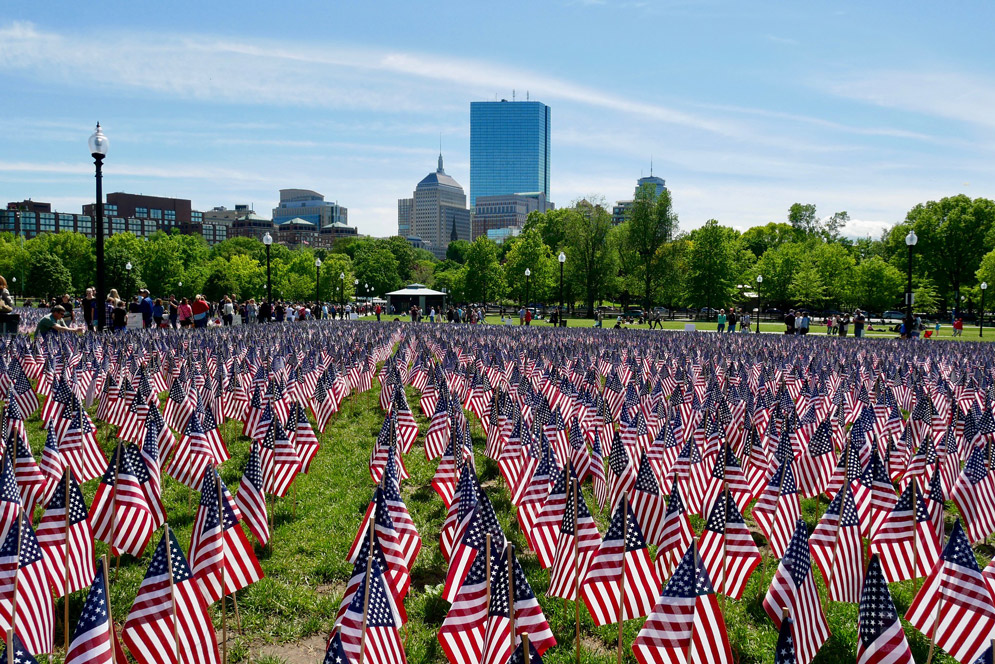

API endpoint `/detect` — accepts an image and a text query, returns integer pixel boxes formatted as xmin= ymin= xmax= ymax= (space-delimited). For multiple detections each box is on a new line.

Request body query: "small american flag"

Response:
xmin=763 ymin=520 xmax=829 ymax=664
xmin=260 ymin=416 xmax=301 ymax=498
xmin=480 ymin=543 xmax=555 ymax=664
xmin=37 ymin=470 xmax=96 ymax=597
xmin=809 ymin=481 xmax=864 ymax=603
xmin=444 ymin=486 xmax=506 ymax=604
xmin=335 ymin=536 xmax=406 ymax=664
xmin=234 ymin=440 xmax=269 ymax=546
xmin=870 ymin=478 xmax=940 ymax=583
xmin=950 ymin=446 xmax=995 ymax=543
xmin=65 ymin=559 xmax=128 ymax=664
xmin=0 ymin=632 xmax=40 ymax=664
xmin=88 ymin=444 xmax=154 ymax=558
xmin=698 ymin=489 xmax=761 ymax=600
xmin=654 ymin=477 xmax=696 ymax=583
xmin=630 ymin=451 xmax=667 ymax=547
xmin=580 ymin=496 xmax=659 ymax=626
xmin=856 ymin=554 xmax=914 ymax=664
xmin=548 ymin=477 xmax=601 ymax=601
xmin=905 ymin=519 xmax=995 ymax=664
xmin=122 ymin=528 xmax=220 ymax=664
xmin=0 ymin=511 xmax=54 ymax=654
xmin=751 ymin=455 xmax=801 ymax=560
xmin=632 ymin=542 xmax=732 ymax=664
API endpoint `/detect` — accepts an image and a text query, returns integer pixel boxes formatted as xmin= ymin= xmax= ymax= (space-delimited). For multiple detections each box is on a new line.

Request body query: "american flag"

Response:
xmin=137 ymin=424 xmax=167 ymax=530
xmin=38 ymin=423 xmax=66 ymax=507
xmin=548 ymin=477 xmax=602 ymax=601
xmin=528 ymin=466 xmax=568 ymax=569
xmin=0 ymin=511 xmax=54 ymax=654
xmin=36 ymin=470 xmax=96 ymax=597
xmin=751 ymin=455 xmax=801 ymax=560
xmin=122 ymin=528 xmax=220 ymax=664
xmin=8 ymin=360 xmax=39 ymax=418
xmin=65 ymin=559 xmax=128 ymax=664
xmin=392 ymin=387 xmax=419 ymax=454
xmin=480 ymin=544 xmax=555 ymax=664
xmin=654 ymin=477 xmax=695 ymax=583
xmin=606 ymin=434 xmax=636 ymax=510
xmin=763 ymin=520 xmax=829 ymax=664
xmin=346 ymin=488 xmax=411 ymax=608
xmin=950 ymin=446 xmax=995 ymax=544
xmin=698 ymin=489 xmax=761 ymax=600
xmin=580 ymin=496 xmax=659 ymax=626
xmin=381 ymin=452 xmax=421 ymax=571
xmin=853 ymin=449 xmax=898 ymax=540
xmin=0 ymin=456 xmax=20 ymax=549
xmin=9 ymin=431 xmax=47 ymax=516
xmin=289 ymin=401 xmax=321 ymax=473
xmin=260 ymin=416 xmax=301 ymax=498
xmin=809 ymin=471 xmax=864 ymax=603
xmin=905 ymin=519 xmax=995 ymax=664
xmin=234 ymin=440 xmax=269 ymax=546
xmin=59 ymin=405 xmax=106 ymax=483
xmin=188 ymin=467 xmax=264 ymax=605
xmin=870 ymin=478 xmax=940 ymax=583
xmin=631 ymin=451 xmax=667 ymax=547
xmin=166 ymin=413 xmax=218 ymax=490
xmin=441 ymin=466 xmax=477 ymax=563
xmin=335 ymin=535 xmax=407 ymax=664
xmin=88 ymin=444 xmax=154 ymax=558
xmin=794 ymin=418 xmax=836 ymax=498
xmin=323 ymin=629 xmax=348 ymax=664
xmin=631 ymin=542 xmax=732 ymax=664
xmin=774 ymin=614 xmax=796 ymax=664
xmin=856 ymin=554 xmax=914 ymax=664
xmin=444 ymin=486 xmax=506 ymax=604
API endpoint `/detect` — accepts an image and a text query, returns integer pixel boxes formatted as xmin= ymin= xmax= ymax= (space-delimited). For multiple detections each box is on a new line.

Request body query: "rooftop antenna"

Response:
xmin=526 ymin=90 xmax=529 ymax=101
xmin=650 ymin=155 xmax=654 ymax=177
xmin=513 ymin=89 xmax=516 ymax=101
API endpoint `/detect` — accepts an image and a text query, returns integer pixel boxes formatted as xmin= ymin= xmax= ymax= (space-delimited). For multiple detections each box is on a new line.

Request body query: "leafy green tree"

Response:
xmin=740 ymin=222 xmax=803 ymax=258
xmin=754 ymin=242 xmax=806 ymax=307
xmin=624 ymin=185 xmax=679 ymax=309
xmin=789 ymin=260 xmax=826 ymax=308
xmin=462 ymin=238 xmax=504 ymax=304
xmin=140 ymin=233 xmax=184 ymax=297
xmin=410 ymin=260 xmax=435 ymax=288
xmin=104 ymin=244 xmax=144 ymax=301
xmin=202 ymin=254 xmax=265 ymax=301
xmin=914 ymin=277 xmax=941 ymax=314
xmin=37 ymin=232 xmax=94 ymax=294
xmin=853 ymin=256 xmax=904 ymax=312
xmin=445 ymin=240 xmax=472 ymax=265
xmin=26 ymin=252 xmax=72 ymax=301
xmin=316 ymin=253 xmax=355 ymax=304
xmin=523 ymin=208 xmax=570 ymax=253
xmin=889 ymin=195 xmax=995 ymax=307
xmin=788 ymin=203 xmax=820 ymax=235
xmin=354 ymin=241 xmax=402 ymax=297
xmin=563 ymin=202 xmax=617 ymax=316
xmin=824 ymin=211 xmax=849 ymax=242
xmin=502 ymin=227 xmax=555 ymax=306
xmin=811 ymin=243 xmax=856 ymax=307
xmin=682 ymin=220 xmax=742 ymax=309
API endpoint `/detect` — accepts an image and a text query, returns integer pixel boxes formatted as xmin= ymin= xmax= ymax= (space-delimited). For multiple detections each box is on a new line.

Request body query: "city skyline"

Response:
xmin=2 ymin=2 xmax=994 ymax=239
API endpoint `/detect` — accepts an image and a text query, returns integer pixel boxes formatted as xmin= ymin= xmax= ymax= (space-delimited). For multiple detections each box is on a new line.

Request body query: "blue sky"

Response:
xmin=2 ymin=0 xmax=994 ymax=239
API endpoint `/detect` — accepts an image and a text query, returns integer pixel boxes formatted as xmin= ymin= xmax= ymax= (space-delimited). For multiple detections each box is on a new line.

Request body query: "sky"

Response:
xmin=1 ymin=0 xmax=994 ymax=239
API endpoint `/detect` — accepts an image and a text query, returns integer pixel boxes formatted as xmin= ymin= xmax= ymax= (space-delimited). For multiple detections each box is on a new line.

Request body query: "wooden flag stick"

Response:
xmin=508 ymin=543 xmax=516 ymax=655
xmin=573 ymin=478 xmax=581 ymax=664
xmin=111 ymin=444 xmax=123 ymax=580
xmin=617 ymin=493 xmax=628 ymax=664
xmin=216 ymin=467 xmax=228 ymax=664
xmin=925 ymin=563 xmax=946 ymax=664
xmin=8 ymin=510 xmax=23 ymax=664
xmin=911 ymin=478 xmax=919 ymax=586
xmin=523 ymin=632 xmax=531 ymax=664
xmin=6 ymin=629 xmax=12 ymax=664
xmin=102 ymin=554 xmax=114 ymax=660
xmin=165 ymin=525 xmax=181 ymax=663
xmin=63 ymin=472 xmax=72 ymax=651
xmin=358 ymin=502 xmax=376 ymax=664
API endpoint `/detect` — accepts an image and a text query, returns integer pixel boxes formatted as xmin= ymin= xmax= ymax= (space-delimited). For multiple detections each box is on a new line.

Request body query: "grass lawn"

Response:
xmin=22 ymin=369 xmax=975 ymax=663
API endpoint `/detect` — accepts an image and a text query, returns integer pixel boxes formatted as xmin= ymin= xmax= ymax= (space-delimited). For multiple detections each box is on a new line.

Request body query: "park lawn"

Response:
xmin=21 ymin=370 xmax=974 ymax=663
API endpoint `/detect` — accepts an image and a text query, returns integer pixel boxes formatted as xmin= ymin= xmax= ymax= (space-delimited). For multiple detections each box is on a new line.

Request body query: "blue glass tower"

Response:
xmin=470 ymin=100 xmax=550 ymax=207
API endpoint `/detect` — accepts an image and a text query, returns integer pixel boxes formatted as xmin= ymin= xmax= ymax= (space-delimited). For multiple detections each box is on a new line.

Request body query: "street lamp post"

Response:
xmin=905 ymin=230 xmax=918 ymax=338
xmin=125 ymin=262 xmax=132 ymax=300
xmin=10 ymin=277 xmax=15 ymax=306
xmin=262 ymin=232 xmax=273 ymax=304
xmin=558 ymin=252 xmax=566 ymax=327
xmin=524 ymin=268 xmax=531 ymax=312
xmin=315 ymin=258 xmax=322 ymax=306
xmin=756 ymin=275 xmax=763 ymax=333
xmin=340 ymin=272 xmax=345 ymax=310
xmin=89 ymin=123 xmax=109 ymax=330
xmin=982 ymin=282 xmax=988 ymax=337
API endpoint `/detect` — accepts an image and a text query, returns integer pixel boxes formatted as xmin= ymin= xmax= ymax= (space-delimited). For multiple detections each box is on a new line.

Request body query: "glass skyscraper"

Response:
xmin=469 ymin=100 xmax=550 ymax=207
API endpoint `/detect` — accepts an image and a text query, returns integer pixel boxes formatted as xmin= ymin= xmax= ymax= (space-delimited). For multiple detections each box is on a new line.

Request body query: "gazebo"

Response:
xmin=386 ymin=284 xmax=446 ymax=314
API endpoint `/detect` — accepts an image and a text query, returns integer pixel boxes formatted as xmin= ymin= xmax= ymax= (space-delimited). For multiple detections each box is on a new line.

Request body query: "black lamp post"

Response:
xmin=315 ymin=257 xmax=322 ymax=305
xmin=262 ymin=232 xmax=273 ymax=304
xmin=89 ymin=123 xmax=109 ymax=331
xmin=125 ymin=262 xmax=132 ymax=301
xmin=981 ymin=282 xmax=988 ymax=337
xmin=558 ymin=251 xmax=566 ymax=327
xmin=524 ymin=268 xmax=531 ymax=312
xmin=340 ymin=272 xmax=345 ymax=309
xmin=756 ymin=274 xmax=763 ymax=333
xmin=905 ymin=230 xmax=918 ymax=338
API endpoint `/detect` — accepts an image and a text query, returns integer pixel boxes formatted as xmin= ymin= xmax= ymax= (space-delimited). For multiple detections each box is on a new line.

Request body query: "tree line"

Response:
xmin=2 ymin=189 xmax=993 ymax=315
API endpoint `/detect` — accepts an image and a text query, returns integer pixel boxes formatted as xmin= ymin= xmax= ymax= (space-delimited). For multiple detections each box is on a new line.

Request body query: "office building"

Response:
xmin=612 ymin=173 xmax=668 ymax=226
xmin=403 ymin=154 xmax=471 ymax=259
xmin=472 ymin=191 xmax=554 ymax=240
xmin=397 ymin=197 xmax=413 ymax=237
xmin=272 ymin=189 xmax=348 ymax=228
xmin=470 ymin=99 xmax=550 ymax=207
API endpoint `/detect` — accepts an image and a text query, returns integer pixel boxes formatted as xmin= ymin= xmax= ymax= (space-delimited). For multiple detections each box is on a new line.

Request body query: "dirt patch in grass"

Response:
xmin=314 ymin=582 xmax=345 ymax=598
xmin=254 ymin=635 xmax=328 ymax=664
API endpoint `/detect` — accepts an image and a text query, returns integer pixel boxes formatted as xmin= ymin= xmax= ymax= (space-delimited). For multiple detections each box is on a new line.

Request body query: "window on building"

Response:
xmin=192 ymin=211 xmax=203 ymax=222
xmin=151 ymin=209 xmax=162 ymax=219
xmin=39 ymin=213 xmax=56 ymax=232
xmin=135 ymin=207 xmax=148 ymax=218
xmin=165 ymin=210 xmax=176 ymax=222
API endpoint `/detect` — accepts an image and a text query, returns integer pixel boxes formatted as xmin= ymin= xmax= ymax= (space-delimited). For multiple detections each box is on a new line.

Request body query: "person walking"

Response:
xmin=177 ymin=297 xmax=192 ymax=328
xmin=168 ymin=296 xmax=178 ymax=328
xmin=740 ymin=310 xmax=751 ymax=333
xmin=152 ymin=298 xmax=165 ymax=328
xmin=0 ymin=276 xmax=18 ymax=335
xmin=727 ymin=308 xmax=738 ymax=333
xmin=798 ymin=311 xmax=810 ymax=335
xmin=784 ymin=310 xmax=795 ymax=335
xmin=853 ymin=309 xmax=865 ymax=338
xmin=192 ymin=295 xmax=210 ymax=328
xmin=221 ymin=297 xmax=234 ymax=326
xmin=82 ymin=287 xmax=95 ymax=330
xmin=717 ymin=309 xmax=727 ymax=333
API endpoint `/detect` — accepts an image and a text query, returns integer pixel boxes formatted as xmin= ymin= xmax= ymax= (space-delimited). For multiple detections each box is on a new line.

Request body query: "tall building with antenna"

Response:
xmin=469 ymin=99 xmax=551 ymax=207
xmin=398 ymin=153 xmax=471 ymax=259
xmin=612 ymin=166 xmax=668 ymax=226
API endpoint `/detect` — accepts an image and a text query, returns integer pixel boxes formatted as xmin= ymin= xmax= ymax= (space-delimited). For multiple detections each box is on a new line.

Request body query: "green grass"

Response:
xmin=21 ymin=377 xmax=971 ymax=663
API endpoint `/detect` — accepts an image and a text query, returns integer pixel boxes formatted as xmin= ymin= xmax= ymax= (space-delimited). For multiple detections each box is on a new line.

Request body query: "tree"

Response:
xmin=890 ymin=195 xmax=995 ymax=308
xmin=104 ymin=244 xmax=144 ymax=301
xmin=810 ymin=243 xmax=856 ymax=307
xmin=563 ymin=202 xmax=617 ymax=316
xmin=740 ymin=222 xmax=803 ymax=258
xmin=788 ymin=203 xmax=819 ymax=235
xmin=201 ymin=254 xmax=264 ymax=301
xmin=382 ymin=236 xmax=417 ymax=283
xmin=682 ymin=220 xmax=742 ymax=310
xmin=354 ymin=241 xmax=402 ymax=297
xmin=140 ymin=233 xmax=184 ymax=297
xmin=502 ymin=227 xmax=555 ymax=306
xmin=445 ymin=240 xmax=472 ymax=265
xmin=624 ymin=185 xmax=679 ymax=309
xmin=754 ymin=242 xmax=806 ymax=307
xmin=26 ymin=252 xmax=72 ymax=301
xmin=523 ymin=208 xmax=570 ymax=253
xmin=462 ymin=238 xmax=504 ymax=304
xmin=914 ymin=277 xmax=941 ymax=314
xmin=789 ymin=260 xmax=826 ymax=308
xmin=38 ymin=232 xmax=94 ymax=294
xmin=824 ymin=211 xmax=849 ymax=243
xmin=852 ymin=256 xmax=904 ymax=313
